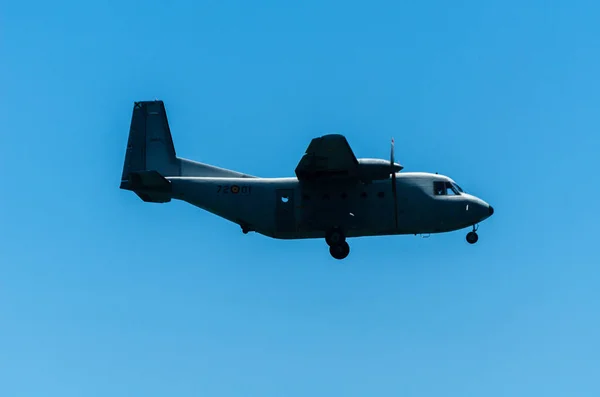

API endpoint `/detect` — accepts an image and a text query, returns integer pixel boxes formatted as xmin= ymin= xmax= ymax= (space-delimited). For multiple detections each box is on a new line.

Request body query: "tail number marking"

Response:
xmin=217 ymin=185 xmax=252 ymax=195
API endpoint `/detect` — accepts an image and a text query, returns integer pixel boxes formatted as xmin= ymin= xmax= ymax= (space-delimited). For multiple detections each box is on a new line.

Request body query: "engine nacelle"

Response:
xmin=356 ymin=158 xmax=403 ymax=182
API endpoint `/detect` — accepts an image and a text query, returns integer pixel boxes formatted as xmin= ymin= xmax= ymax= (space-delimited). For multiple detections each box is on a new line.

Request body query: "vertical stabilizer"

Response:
xmin=121 ymin=100 xmax=179 ymax=185
xmin=120 ymin=100 xmax=256 ymax=201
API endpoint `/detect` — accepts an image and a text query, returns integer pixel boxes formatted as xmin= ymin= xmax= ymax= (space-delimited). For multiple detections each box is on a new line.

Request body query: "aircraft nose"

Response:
xmin=467 ymin=196 xmax=493 ymax=221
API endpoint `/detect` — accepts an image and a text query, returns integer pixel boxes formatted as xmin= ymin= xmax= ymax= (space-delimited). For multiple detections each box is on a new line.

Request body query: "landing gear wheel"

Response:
xmin=466 ymin=231 xmax=478 ymax=244
xmin=329 ymin=241 xmax=350 ymax=260
xmin=325 ymin=227 xmax=345 ymax=246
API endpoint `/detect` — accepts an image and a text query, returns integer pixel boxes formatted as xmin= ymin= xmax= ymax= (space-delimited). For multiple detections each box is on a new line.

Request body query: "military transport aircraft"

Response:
xmin=120 ymin=100 xmax=494 ymax=259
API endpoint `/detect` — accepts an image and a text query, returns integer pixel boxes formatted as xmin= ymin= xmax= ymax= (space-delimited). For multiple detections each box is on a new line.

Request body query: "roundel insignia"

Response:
xmin=231 ymin=185 xmax=240 ymax=194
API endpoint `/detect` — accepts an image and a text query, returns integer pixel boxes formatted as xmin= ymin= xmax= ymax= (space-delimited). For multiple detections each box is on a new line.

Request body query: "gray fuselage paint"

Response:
xmin=168 ymin=172 xmax=491 ymax=240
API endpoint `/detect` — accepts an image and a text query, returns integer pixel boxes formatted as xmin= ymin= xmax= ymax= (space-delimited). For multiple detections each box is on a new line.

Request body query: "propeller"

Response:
xmin=391 ymin=138 xmax=399 ymax=230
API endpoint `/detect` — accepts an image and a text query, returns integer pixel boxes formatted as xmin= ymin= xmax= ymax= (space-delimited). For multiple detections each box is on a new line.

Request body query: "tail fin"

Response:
xmin=120 ymin=100 xmax=179 ymax=183
xmin=119 ymin=100 xmax=178 ymax=202
xmin=120 ymin=100 xmax=255 ymax=202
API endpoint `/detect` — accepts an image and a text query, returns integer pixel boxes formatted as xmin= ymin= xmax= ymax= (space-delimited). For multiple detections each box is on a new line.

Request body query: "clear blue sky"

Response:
xmin=2 ymin=0 xmax=599 ymax=396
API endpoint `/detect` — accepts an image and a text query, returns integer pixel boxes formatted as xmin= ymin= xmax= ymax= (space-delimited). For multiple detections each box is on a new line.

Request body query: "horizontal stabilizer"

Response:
xmin=121 ymin=171 xmax=172 ymax=203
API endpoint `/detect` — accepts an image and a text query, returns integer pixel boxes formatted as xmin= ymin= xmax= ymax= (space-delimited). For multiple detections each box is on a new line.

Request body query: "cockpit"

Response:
xmin=433 ymin=181 xmax=464 ymax=196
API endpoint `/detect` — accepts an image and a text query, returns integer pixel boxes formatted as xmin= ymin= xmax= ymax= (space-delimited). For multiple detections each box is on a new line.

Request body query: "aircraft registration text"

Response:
xmin=216 ymin=184 xmax=252 ymax=195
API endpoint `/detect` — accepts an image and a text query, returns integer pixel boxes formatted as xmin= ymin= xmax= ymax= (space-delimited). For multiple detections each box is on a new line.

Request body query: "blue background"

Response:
xmin=2 ymin=1 xmax=599 ymax=396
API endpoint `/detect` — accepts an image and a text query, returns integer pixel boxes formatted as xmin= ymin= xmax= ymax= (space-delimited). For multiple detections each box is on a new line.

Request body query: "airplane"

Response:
xmin=120 ymin=100 xmax=494 ymax=260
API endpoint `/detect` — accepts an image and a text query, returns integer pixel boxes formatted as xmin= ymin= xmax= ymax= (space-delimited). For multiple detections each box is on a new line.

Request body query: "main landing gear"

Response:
xmin=326 ymin=227 xmax=350 ymax=260
xmin=466 ymin=224 xmax=479 ymax=244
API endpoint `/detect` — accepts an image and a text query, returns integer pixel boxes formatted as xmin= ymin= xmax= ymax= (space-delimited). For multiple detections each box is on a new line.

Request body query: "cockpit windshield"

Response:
xmin=433 ymin=181 xmax=463 ymax=196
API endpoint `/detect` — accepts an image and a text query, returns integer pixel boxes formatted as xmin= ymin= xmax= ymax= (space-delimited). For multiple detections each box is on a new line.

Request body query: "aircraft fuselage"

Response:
xmin=168 ymin=172 xmax=493 ymax=240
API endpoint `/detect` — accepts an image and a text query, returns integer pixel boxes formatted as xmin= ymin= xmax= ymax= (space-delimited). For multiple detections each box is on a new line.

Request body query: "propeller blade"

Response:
xmin=391 ymin=138 xmax=399 ymax=230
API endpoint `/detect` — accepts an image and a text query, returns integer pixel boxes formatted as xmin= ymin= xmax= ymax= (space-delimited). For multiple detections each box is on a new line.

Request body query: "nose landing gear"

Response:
xmin=326 ymin=227 xmax=350 ymax=260
xmin=466 ymin=224 xmax=479 ymax=244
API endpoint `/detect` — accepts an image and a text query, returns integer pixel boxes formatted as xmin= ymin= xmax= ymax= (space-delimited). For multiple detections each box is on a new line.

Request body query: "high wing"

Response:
xmin=295 ymin=134 xmax=359 ymax=181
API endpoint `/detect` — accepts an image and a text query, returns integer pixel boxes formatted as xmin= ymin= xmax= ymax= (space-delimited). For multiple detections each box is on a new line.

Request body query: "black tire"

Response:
xmin=466 ymin=231 xmax=479 ymax=244
xmin=329 ymin=241 xmax=350 ymax=260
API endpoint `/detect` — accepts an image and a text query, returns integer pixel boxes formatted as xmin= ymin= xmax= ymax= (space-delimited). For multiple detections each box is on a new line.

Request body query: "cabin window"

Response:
xmin=433 ymin=181 xmax=460 ymax=196
xmin=446 ymin=183 xmax=459 ymax=195
xmin=433 ymin=181 xmax=445 ymax=195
